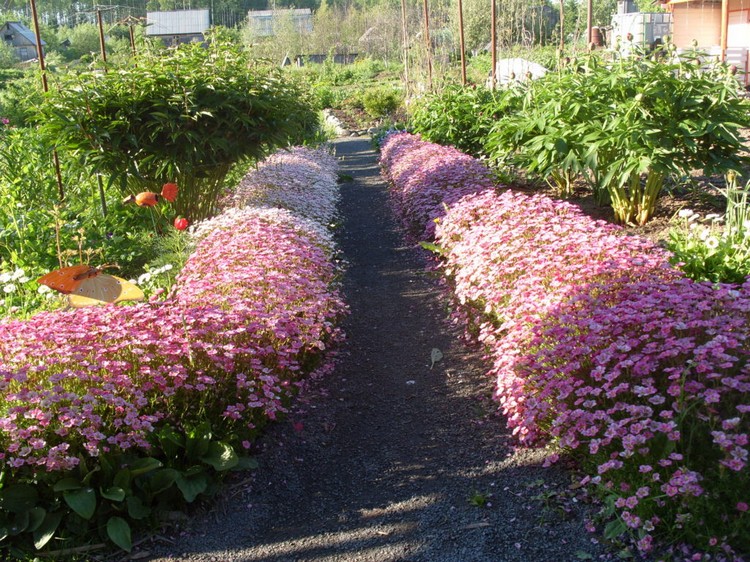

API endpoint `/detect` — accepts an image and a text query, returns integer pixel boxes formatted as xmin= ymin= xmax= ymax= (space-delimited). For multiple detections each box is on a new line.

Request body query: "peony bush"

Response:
xmin=0 ymin=148 xmax=345 ymax=554
xmin=381 ymin=134 xmax=750 ymax=559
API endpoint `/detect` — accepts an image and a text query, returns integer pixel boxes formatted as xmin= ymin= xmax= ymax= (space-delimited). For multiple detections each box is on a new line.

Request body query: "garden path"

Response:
xmin=144 ymin=137 xmax=608 ymax=562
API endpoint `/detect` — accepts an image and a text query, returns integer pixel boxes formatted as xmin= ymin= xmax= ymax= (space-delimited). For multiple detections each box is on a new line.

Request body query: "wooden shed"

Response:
xmin=1 ymin=21 xmax=45 ymax=62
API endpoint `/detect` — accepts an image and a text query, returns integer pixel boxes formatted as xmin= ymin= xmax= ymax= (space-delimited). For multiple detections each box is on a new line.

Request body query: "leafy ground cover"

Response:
xmin=380 ymin=132 xmax=750 ymax=560
xmin=0 ymin=147 xmax=346 ymax=556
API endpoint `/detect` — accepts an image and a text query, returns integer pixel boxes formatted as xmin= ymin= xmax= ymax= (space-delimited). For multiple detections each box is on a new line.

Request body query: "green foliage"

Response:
xmin=0 ymin=421 xmax=255 ymax=556
xmin=0 ymin=69 xmax=44 ymax=127
xmin=488 ymin=45 xmax=750 ymax=223
xmin=0 ymin=42 xmax=17 ymax=70
xmin=37 ymin=30 xmax=319 ymax=222
xmin=410 ymin=83 xmax=522 ymax=158
xmin=667 ymin=175 xmax=750 ymax=284
xmin=362 ymin=85 xmax=402 ymax=119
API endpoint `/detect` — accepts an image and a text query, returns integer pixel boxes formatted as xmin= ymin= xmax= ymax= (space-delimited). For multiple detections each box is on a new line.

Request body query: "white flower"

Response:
xmin=3 ymin=284 xmax=17 ymax=294
xmin=137 ymin=273 xmax=151 ymax=285
xmin=11 ymin=268 xmax=25 ymax=280
xmin=705 ymin=236 xmax=720 ymax=249
xmin=37 ymin=284 xmax=51 ymax=294
xmin=18 ymin=276 xmax=30 ymax=284
xmin=677 ymin=209 xmax=695 ymax=218
xmin=704 ymin=213 xmax=723 ymax=223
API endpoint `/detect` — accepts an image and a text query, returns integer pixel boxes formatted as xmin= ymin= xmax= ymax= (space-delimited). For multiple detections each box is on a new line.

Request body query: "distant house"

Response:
xmin=666 ymin=0 xmax=749 ymax=86
xmin=247 ymin=8 xmax=313 ymax=37
xmin=145 ymin=9 xmax=210 ymax=46
xmin=1 ymin=21 xmax=45 ymax=61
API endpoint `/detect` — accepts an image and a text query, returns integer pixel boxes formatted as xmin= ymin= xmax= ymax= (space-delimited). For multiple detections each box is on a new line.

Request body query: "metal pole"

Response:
xmin=422 ymin=0 xmax=433 ymax=91
xmin=490 ymin=0 xmax=497 ymax=89
xmin=458 ymin=0 xmax=467 ymax=85
xmin=29 ymin=0 xmax=64 ymax=201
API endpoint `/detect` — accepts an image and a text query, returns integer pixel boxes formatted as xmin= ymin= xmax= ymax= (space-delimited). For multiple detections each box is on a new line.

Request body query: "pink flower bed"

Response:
xmin=379 ymin=132 xmax=494 ymax=240
xmin=0 ymin=160 xmax=345 ymax=475
xmin=382 ymin=136 xmax=750 ymax=558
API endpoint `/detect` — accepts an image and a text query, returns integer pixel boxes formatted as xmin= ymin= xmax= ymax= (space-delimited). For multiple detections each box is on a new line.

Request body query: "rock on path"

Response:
xmin=143 ymin=137 xmax=609 ymax=562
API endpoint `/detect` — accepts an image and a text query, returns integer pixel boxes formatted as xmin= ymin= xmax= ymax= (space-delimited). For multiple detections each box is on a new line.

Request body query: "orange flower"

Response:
xmin=134 ymin=192 xmax=160 ymax=207
xmin=160 ymin=182 xmax=179 ymax=203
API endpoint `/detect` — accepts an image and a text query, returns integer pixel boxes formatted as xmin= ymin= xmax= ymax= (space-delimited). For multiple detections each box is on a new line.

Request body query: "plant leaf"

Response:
xmin=0 ymin=484 xmax=38 ymax=513
xmin=201 ymin=441 xmax=238 ymax=471
xmin=32 ymin=511 xmax=63 ymax=550
xmin=100 ymin=486 xmax=126 ymax=502
xmin=106 ymin=516 xmax=132 ymax=552
xmin=430 ymin=348 xmax=443 ymax=369
xmin=63 ymin=487 xmax=96 ymax=520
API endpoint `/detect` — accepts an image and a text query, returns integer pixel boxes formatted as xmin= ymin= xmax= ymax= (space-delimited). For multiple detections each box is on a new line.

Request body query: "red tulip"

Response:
xmin=173 ymin=216 xmax=189 ymax=231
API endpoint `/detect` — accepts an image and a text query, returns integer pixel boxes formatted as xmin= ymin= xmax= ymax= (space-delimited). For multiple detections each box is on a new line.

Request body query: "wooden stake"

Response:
xmin=587 ymin=0 xmax=593 ymax=44
xmin=401 ymin=0 xmax=409 ymax=94
xmin=29 ymin=0 xmax=64 ymax=201
xmin=422 ymin=0 xmax=433 ymax=91
xmin=458 ymin=0 xmax=467 ymax=85
xmin=97 ymin=9 xmax=107 ymax=65
xmin=559 ymin=0 xmax=565 ymax=50
xmin=490 ymin=0 xmax=497 ymax=89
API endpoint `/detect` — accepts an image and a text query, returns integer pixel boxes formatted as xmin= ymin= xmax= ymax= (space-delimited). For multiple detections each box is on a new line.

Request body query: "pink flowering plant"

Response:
xmin=382 ymin=136 xmax=750 ymax=558
xmin=0 ymin=152 xmax=345 ymax=553
xmin=379 ymin=132 xmax=494 ymax=240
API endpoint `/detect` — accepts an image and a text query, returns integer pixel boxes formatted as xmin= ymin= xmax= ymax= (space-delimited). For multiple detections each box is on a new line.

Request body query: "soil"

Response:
xmin=137 ymin=137 xmax=615 ymax=562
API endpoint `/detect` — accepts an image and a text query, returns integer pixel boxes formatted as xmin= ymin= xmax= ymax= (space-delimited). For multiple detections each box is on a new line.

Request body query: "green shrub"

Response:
xmin=362 ymin=86 xmax=402 ymax=119
xmin=36 ymin=30 xmax=319 ymax=222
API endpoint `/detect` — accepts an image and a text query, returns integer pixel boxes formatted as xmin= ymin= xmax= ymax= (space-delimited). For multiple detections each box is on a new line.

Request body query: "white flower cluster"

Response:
xmin=223 ymin=146 xmax=340 ymax=228
xmin=0 ymin=268 xmax=31 ymax=295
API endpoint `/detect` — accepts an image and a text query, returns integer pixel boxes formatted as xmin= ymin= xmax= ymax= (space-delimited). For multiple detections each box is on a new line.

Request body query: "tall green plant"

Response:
xmin=36 ymin=31 xmax=319 ymax=222
xmin=489 ymin=45 xmax=750 ymax=224
xmin=410 ymin=83 xmax=522 ymax=159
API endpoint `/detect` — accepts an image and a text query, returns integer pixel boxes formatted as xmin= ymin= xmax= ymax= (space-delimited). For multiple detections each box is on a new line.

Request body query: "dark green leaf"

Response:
xmin=100 ymin=487 xmax=126 ymax=502
xmin=0 ymin=484 xmax=38 ymax=513
xmin=107 ymin=516 xmax=132 ymax=552
xmin=63 ymin=488 xmax=96 ymax=520
xmin=201 ymin=441 xmax=239 ymax=471
xmin=33 ymin=511 xmax=63 ymax=550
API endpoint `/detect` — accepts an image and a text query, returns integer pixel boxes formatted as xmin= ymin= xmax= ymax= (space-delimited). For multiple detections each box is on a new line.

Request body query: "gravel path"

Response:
xmin=143 ymin=137 xmax=609 ymax=562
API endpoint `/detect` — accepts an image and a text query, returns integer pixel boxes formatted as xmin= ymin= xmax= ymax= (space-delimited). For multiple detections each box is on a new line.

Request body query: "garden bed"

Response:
xmin=380 ymin=132 xmax=750 ymax=560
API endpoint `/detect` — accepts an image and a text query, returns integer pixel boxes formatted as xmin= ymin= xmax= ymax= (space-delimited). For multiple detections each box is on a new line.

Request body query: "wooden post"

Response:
xmin=29 ymin=0 xmax=64 ymax=201
xmin=458 ymin=0 xmax=467 ymax=85
xmin=587 ymin=0 xmax=593 ymax=44
xmin=422 ymin=0 xmax=433 ymax=90
xmin=559 ymin=0 xmax=565 ymax=50
xmin=720 ymin=0 xmax=729 ymax=61
xmin=490 ymin=0 xmax=497 ymax=88
xmin=97 ymin=9 xmax=107 ymax=65
xmin=401 ymin=0 xmax=409 ymax=94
